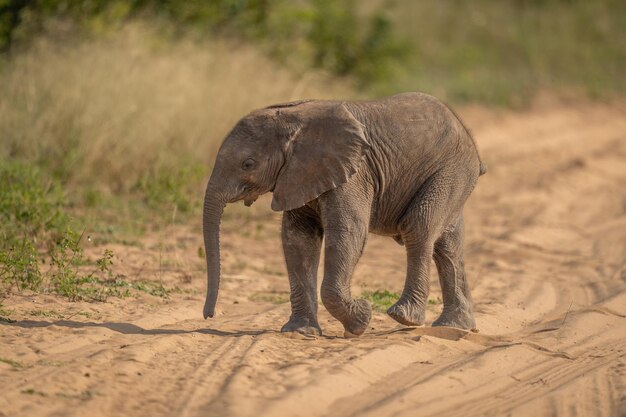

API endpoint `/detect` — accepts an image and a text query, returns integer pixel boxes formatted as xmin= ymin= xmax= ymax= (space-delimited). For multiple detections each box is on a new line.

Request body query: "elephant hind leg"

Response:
xmin=432 ymin=214 xmax=476 ymax=330
xmin=386 ymin=238 xmax=431 ymax=326
xmin=388 ymin=167 xmax=477 ymax=328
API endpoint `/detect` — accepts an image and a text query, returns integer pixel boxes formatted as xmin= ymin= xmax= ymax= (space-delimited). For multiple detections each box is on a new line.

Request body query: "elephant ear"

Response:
xmin=271 ymin=102 xmax=369 ymax=212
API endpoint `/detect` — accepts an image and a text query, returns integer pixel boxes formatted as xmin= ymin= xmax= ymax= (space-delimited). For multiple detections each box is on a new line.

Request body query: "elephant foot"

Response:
xmin=387 ymin=300 xmax=425 ymax=326
xmin=281 ymin=317 xmax=322 ymax=336
xmin=432 ymin=306 xmax=475 ymax=330
xmin=344 ymin=330 xmax=360 ymax=338
xmin=341 ymin=299 xmax=372 ymax=337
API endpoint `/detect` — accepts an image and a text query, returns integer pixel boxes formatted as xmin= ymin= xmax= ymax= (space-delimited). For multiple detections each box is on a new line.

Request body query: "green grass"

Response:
xmin=27 ymin=309 xmax=65 ymax=319
xmin=362 ymin=289 xmax=443 ymax=312
xmin=134 ymin=163 xmax=206 ymax=216
xmin=25 ymin=309 xmax=98 ymax=320
xmin=21 ymin=388 xmax=46 ymax=396
xmin=0 ymin=302 xmax=15 ymax=322
xmin=362 ymin=289 xmax=400 ymax=312
xmin=249 ymin=291 xmax=290 ymax=305
xmin=132 ymin=280 xmax=171 ymax=298
xmin=37 ymin=359 xmax=66 ymax=367
xmin=51 ymin=275 xmax=180 ymax=302
xmin=55 ymin=390 xmax=93 ymax=400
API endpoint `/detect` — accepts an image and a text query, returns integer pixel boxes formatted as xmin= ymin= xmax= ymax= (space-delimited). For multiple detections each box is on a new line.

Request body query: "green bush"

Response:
xmin=388 ymin=0 xmax=626 ymax=104
xmin=306 ymin=0 xmax=406 ymax=83
xmin=0 ymin=0 xmax=406 ymax=86
xmin=0 ymin=159 xmax=175 ymax=301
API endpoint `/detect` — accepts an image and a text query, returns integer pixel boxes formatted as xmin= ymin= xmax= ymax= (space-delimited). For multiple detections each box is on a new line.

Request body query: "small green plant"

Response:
xmin=0 ymin=357 xmax=25 ymax=369
xmin=0 ymin=302 xmax=15 ymax=323
xmin=254 ymin=265 xmax=285 ymax=277
xmin=21 ymin=388 xmax=46 ymax=396
xmin=0 ymin=237 xmax=42 ymax=291
xmin=133 ymin=280 xmax=170 ymax=298
xmin=96 ymin=249 xmax=115 ymax=276
xmin=27 ymin=309 xmax=65 ymax=319
xmin=428 ymin=296 xmax=442 ymax=305
xmin=249 ymin=291 xmax=290 ymax=304
xmin=361 ymin=289 xmax=400 ymax=313
xmin=46 ymin=231 xmax=124 ymax=301
xmin=37 ymin=359 xmax=66 ymax=367
xmin=75 ymin=311 xmax=96 ymax=319
xmin=48 ymin=229 xmax=88 ymax=301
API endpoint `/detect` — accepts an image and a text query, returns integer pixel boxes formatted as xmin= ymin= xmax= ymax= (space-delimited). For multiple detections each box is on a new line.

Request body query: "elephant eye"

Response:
xmin=242 ymin=158 xmax=256 ymax=171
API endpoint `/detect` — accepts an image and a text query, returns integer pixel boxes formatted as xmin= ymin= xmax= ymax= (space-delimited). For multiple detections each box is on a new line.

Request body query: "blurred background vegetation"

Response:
xmin=0 ymin=0 xmax=624 ymax=297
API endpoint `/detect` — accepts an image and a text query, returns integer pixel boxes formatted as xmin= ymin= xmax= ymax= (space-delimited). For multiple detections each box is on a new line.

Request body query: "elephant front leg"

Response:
xmin=281 ymin=207 xmax=323 ymax=336
xmin=321 ymin=222 xmax=371 ymax=337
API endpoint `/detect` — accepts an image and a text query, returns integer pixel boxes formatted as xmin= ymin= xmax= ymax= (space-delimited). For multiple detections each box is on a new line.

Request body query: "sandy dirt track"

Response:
xmin=1 ymin=99 xmax=625 ymax=417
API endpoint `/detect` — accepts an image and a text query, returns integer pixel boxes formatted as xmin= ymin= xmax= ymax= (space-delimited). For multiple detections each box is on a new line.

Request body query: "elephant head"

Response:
xmin=202 ymin=100 xmax=369 ymax=319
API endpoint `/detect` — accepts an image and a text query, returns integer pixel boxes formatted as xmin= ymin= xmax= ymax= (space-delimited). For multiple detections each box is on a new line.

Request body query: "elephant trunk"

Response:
xmin=202 ymin=183 xmax=226 ymax=319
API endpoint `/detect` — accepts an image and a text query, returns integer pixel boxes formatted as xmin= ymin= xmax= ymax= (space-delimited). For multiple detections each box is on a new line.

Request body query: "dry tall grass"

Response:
xmin=0 ymin=23 xmax=354 ymax=194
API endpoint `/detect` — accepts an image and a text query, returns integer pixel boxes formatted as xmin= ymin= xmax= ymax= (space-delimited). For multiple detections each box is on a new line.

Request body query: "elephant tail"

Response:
xmin=479 ymin=161 xmax=488 ymax=176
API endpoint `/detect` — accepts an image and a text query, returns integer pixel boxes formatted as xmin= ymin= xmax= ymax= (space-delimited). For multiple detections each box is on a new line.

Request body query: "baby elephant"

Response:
xmin=202 ymin=92 xmax=486 ymax=337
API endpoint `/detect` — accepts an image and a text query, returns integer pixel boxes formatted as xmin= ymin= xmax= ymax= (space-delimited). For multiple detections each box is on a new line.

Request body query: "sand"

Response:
xmin=1 ymin=98 xmax=625 ymax=417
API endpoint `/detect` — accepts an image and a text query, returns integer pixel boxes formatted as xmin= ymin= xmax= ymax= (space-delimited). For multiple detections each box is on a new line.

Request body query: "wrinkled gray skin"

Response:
xmin=203 ymin=92 xmax=486 ymax=337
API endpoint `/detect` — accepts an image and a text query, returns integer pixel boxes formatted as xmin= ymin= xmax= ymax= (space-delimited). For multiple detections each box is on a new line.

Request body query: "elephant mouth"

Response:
xmin=229 ymin=194 xmax=258 ymax=206
xmin=243 ymin=195 xmax=258 ymax=207
xmin=229 ymin=184 xmax=262 ymax=207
